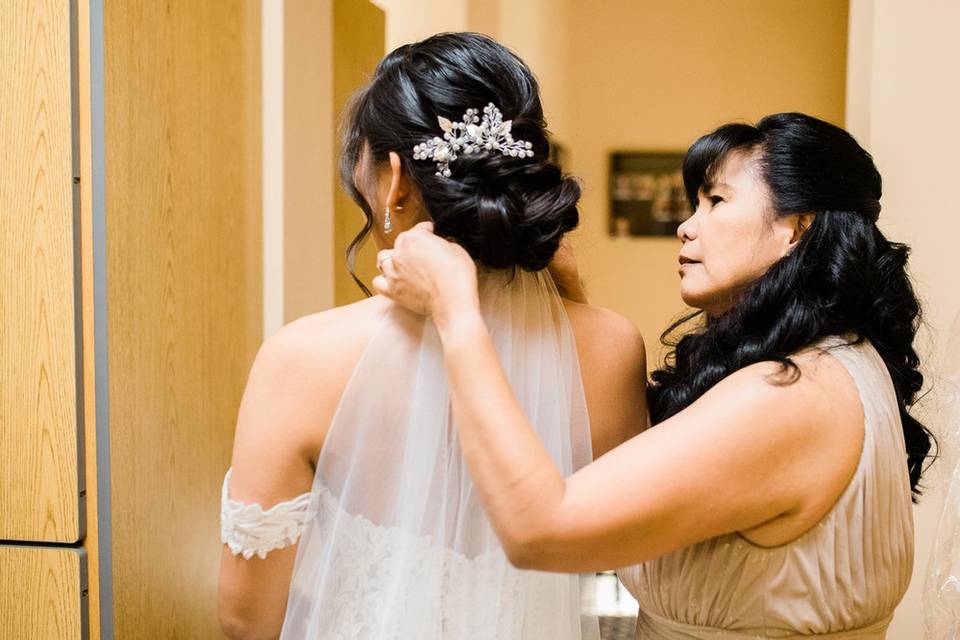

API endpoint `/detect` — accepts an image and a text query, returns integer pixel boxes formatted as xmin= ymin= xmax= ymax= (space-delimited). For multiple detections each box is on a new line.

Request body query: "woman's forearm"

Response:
xmin=437 ymin=312 xmax=567 ymax=561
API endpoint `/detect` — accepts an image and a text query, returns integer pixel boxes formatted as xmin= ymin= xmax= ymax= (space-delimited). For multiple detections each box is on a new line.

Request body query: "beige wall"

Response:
xmin=370 ymin=0 xmax=468 ymax=50
xmin=847 ymin=1 xmax=960 ymax=636
xmin=274 ymin=0 xmax=384 ymax=317
xmin=284 ymin=0 xmax=336 ymax=320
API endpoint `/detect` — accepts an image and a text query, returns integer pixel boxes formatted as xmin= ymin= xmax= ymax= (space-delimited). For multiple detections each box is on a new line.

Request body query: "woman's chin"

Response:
xmin=679 ymin=286 xmax=710 ymax=310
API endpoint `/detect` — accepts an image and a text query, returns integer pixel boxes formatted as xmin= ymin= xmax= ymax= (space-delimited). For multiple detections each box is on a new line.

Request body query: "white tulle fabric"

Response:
xmin=220 ymin=467 xmax=317 ymax=560
xmin=279 ymin=268 xmax=599 ymax=639
xmin=924 ymin=312 xmax=960 ymax=639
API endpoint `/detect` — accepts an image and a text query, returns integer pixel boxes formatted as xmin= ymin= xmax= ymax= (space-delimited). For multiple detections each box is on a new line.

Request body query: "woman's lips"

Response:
xmin=678 ymin=257 xmax=699 ymax=275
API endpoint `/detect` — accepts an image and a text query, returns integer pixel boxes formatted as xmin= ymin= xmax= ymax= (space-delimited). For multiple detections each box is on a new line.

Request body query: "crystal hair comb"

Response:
xmin=412 ymin=103 xmax=535 ymax=177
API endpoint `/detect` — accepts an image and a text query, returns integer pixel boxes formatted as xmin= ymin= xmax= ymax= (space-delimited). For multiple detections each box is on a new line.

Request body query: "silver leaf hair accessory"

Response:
xmin=412 ymin=103 xmax=535 ymax=177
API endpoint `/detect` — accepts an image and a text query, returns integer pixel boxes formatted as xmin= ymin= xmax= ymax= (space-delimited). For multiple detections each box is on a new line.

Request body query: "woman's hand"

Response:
xmin=548 ymin=236 xmax=588 ymax=304
xmin=373 ymin=222 xmax=480 ymax=331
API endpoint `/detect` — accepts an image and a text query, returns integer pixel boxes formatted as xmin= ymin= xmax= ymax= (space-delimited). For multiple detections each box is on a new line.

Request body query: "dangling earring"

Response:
xmin=384 ymin=204 xmax=402 ymax=234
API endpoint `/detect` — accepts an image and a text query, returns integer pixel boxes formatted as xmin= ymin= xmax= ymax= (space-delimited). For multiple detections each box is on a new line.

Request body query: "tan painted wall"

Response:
xmin=284 ymin=0 xmax=336 ymax=319
xmin=277 ymin=0 xmax=384 ymax=315
xmin=371 ymin=0 xmax=468 ymax=50
xmin=847 ymin=1 xmax=960 ymax=636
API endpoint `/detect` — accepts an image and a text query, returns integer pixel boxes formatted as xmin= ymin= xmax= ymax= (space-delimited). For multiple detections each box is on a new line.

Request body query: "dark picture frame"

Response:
xmin=609 ymin=152 xmax=690 ymax=237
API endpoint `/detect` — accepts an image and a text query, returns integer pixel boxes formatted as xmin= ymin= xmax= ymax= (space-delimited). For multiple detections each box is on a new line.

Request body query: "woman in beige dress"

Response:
xmin=374 ymin=112 xmax=935 ymax=638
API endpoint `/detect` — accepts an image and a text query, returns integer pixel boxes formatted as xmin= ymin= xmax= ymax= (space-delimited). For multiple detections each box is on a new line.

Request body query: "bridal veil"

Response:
xmin=279 ymin=268 xmax=599 ymax=639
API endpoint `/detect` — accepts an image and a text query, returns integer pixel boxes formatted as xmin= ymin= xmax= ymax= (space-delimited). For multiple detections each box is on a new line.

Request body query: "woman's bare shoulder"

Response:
xmin=561 ymin=300 xmax=648 ymax=453
xmin=231 ymin=296 xmax=392 ymax=476
xmin=276 ymin=295 xmax=392 ymax=349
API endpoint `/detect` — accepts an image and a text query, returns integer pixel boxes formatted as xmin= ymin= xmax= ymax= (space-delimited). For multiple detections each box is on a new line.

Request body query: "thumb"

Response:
xmin=413 ymin=221 xmax=435 ymax=234
xmin=372 ymin=274 xmax=392 ymax=298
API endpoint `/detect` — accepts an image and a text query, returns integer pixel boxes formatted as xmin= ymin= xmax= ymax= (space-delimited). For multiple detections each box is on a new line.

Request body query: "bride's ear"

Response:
xmin=385 ymin=151 xmax=411 ymax=210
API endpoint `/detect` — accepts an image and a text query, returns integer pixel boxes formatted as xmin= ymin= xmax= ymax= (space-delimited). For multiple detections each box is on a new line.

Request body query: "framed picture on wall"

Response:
xmin=609 ymin=152 xmax=690 ymax=237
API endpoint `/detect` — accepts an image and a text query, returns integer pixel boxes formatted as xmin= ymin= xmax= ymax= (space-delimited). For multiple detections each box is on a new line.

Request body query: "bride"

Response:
xmin=217 ymin=33 xmax=647 ymax=639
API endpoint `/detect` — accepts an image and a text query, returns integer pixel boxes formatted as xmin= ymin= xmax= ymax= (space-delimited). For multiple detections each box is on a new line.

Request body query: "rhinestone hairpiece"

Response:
xmin=412 ymin=103 xmax=535 ymax=177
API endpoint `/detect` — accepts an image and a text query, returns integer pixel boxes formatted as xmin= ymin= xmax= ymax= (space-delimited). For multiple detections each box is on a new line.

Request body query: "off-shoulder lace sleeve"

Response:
xmin=220 ymin=467 xmax=317 ymax=560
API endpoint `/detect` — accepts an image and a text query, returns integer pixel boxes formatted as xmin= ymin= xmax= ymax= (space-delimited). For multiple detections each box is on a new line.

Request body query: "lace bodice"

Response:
xmin=281 ymin=486 xmax=563 ymax=639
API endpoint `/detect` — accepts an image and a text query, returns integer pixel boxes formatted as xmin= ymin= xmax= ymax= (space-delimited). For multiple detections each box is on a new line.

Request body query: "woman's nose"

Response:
xmin=677 ymin=214 xmax=696 ymax=242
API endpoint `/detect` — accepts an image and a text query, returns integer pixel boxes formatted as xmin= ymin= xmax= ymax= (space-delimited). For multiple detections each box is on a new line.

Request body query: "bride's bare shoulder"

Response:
xmin=277 ymin=295 xmax=392 ymax=349
xmin=561 ymin=300 xmax=645 ymax=361
xmin=254 ymin=294 xmax=392 ymax=388
xmin=233 ymin=295 xmax=392 ymax=463
xmin=561 ymin=299 xmax=648 ymax=452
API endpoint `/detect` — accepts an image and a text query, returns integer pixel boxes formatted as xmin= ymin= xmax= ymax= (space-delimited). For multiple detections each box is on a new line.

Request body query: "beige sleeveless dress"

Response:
xmin=617 ymin=336 xmax=914 ymax=639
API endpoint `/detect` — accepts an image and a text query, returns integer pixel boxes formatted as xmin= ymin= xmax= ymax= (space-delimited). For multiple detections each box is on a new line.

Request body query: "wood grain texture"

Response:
xmin=333 ymin=0 xmax=385 ymax=306
xmin=0 ymin=545 xmax=85 ymax=640
xmin=0 ymin=0 xmax=82 ymax=542
xmin=102 ymin=1 xmax=261 ymax=637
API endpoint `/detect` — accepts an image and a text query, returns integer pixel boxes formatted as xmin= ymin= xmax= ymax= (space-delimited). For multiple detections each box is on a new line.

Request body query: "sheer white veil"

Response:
xmin=924 ymin=310 xmax=960 ymax=639
xmin=279 ymin=267 xmax=599 ymax=639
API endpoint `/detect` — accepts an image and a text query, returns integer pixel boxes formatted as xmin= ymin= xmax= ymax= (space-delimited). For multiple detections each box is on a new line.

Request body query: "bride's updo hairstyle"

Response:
xmin=340 ymin=32 xmax=579 ymax=292
xmin=648 ymin=113 xmax=935 ymax=499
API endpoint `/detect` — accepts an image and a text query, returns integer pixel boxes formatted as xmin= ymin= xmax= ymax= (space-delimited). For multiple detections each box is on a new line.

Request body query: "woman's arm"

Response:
xmin=374 ymin=224 xmax=864 ymax=572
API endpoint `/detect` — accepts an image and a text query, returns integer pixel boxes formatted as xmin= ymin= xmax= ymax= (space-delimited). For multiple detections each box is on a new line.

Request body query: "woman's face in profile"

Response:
xmin=676 ymin=151 xmax=798 ymax=315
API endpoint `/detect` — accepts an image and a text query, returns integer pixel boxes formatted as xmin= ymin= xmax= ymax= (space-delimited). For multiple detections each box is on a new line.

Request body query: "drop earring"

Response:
xmin=384 ymin=206 xmax=393 ymax=234
xmin=384 ymin=204 xmax=402 ymax=234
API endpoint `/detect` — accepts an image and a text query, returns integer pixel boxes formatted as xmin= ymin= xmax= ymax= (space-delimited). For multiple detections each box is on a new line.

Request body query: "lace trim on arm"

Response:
xmin=220 ymin=467 xmax=317 ymax=560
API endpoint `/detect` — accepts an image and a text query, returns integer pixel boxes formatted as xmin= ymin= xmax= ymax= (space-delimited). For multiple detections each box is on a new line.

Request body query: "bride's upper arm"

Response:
xmin=228 ymin=320 xmax=336 ymax=502
xmin=218 ymin=312 xmax=362 ymax=636
xmin=217 ymin=325 xmax=324 ymax=637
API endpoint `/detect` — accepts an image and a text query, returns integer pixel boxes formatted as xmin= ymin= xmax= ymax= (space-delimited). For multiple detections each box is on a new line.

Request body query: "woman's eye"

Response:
xmin=709 ymin=195 xmax=724 ymax=206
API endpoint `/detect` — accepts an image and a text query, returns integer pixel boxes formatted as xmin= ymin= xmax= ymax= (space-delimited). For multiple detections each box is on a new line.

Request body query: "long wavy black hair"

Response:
xmin=648 ymin=113 xmax=935 ymax=500
xmin=339 ymin=32 xmax=579 ymax=295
